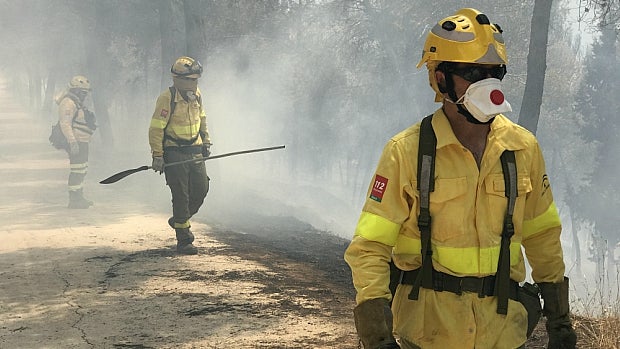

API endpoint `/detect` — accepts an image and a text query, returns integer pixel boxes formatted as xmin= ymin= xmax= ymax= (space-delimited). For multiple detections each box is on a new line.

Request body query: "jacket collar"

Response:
xmin=431 ymin=109 xmax=528 ymax=152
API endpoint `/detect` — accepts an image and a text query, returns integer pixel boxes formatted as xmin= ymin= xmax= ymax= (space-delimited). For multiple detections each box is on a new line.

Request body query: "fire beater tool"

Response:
xmin=99 ymin=145 xmax=285 ymax=184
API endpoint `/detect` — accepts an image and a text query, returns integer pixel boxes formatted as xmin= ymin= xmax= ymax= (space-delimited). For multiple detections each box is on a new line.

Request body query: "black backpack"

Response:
xmin=48 ymin=121 xmax=70 ymax=150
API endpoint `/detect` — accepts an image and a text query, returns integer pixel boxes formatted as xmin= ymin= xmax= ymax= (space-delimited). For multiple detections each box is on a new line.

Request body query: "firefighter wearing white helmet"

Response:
xmin=345 ymin=8 xmax=576 ymax=349
xmin=58 ymin=75 xmax=97 ymax=209
xmin=148 ymin=56 xmax=212 ymax=255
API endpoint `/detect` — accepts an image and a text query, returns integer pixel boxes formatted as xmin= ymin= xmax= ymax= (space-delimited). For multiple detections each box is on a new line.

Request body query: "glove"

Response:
xmin=354 ymin=298 xmax=400 ymax=349
xmin=69 ymin=142 xmax=80 ymax=156
xmin=202 ymin=143 xmax=211 ymax=158
xmin=539 ymin=277 xmax=577 ymax=349
xmin=152 ymin=156 xmax=165 ymax=174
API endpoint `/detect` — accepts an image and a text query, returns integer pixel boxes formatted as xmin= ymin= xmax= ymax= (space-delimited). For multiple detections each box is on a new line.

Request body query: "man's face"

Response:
xmin=436 ymin=63 xmax=506 ymax=99
xmin=73 ymin=89 xmax=89 ymax=101
xmin=173 ymin=76 xmax=199 ymax=92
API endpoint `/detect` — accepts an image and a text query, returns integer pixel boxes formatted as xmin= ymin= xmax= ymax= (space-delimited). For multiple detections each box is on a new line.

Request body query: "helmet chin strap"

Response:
xmin=457 ymin=104 xmax=491 ymax=125
xmin=443 ymin=73 xmax=493 ymax=125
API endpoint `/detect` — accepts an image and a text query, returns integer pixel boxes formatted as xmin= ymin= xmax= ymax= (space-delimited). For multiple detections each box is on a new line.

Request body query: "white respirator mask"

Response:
xmin=455 ymin=78 xmax=512 ymax=123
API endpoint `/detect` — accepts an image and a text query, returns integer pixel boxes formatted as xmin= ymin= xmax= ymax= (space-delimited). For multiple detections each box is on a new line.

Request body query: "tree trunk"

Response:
xmin=183 ymin=0 xmax=209 ymax=60
xmin=517 ymin=0 xmax=553 ymax=135
xmin=159 ymin=0 xmax=187 ymax=90
xmin=42 ymin=69 xmax=58 ymax=122
xmin=569 ymin=205 xmax=583 ymax=275
xmin=83 ymin=1 xmax=114 ymax=147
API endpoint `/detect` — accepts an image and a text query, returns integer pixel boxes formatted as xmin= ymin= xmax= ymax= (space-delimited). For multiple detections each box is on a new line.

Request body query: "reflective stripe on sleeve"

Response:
xmin=150 ymin=119 xmax=168 ymax=129
xmin=522 ymin=202 xmax=561 ymax=239
xmin=354 ymin=211 xmax=401 ymax=246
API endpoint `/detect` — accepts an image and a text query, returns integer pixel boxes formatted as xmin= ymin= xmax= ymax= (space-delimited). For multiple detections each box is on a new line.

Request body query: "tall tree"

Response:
xmin=518 ymin=0 xmax=554 ymax=134
xmin=82 ymin=0 xmax=116 ymax=146
xmin=183 ymin=0 xmax=210 ymax=59
xmin=159 ymin=0 xmax=187 ymax=90
xmin=573 ymin=27 xmax=620 ymax=284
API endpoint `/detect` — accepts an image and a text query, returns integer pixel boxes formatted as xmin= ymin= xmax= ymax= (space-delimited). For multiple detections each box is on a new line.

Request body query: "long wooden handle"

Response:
xmin=99 ymin=145 xmax=285 ymax=184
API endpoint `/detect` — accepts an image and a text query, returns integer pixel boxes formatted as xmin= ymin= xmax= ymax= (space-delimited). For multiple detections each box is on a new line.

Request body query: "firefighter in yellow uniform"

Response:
xmin=149 ymin=56 xmax=211 ymax=255
xmin=58 ymin=75 xmax=97 ymax=209
xmin=344 ymin=8 xmax=577 ymax=349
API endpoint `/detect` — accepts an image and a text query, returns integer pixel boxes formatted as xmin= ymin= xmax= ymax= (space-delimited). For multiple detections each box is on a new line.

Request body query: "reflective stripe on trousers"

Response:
xmin=68 ymin=142 xmax=89 ymax=191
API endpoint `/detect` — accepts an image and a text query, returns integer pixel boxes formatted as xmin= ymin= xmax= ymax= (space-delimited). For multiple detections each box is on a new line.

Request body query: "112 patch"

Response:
xmin=370 ymin=174 xmax=388 ymax=202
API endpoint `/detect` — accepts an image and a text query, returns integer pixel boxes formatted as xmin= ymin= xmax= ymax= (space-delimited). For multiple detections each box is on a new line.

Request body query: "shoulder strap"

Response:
xmin=494 ymin=150 xmax=517 ymax=314
xmin=168 ymin=86 xmax=177 ymax=116
xmin=162 ymin=87 xmax=201 ymax=147
xmin=63 ymin=93 xmax=83 ymax=110
xmin=58 ymin=95 xmax=81 ymax=125
xmin=408 ymin=114 xmax=436 ymax=301
xmin=406 ymin=115 xmax=518 ymax=313
xmin=163 ymin=87 xmax=176 ymax=135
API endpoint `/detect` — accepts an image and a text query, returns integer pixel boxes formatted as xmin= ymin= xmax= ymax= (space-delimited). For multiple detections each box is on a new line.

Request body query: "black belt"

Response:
xmin=164 ymin=146 xmax=202 ymax=154
xmin=399 ymin=268 xmax=519 ymax=300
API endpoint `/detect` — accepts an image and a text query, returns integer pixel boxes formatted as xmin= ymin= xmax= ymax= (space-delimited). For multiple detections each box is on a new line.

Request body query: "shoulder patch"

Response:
xmin=160 ymin=109 xmax=169 ymax=117
xmin=370 ymin=174 xmax=388 ymax=202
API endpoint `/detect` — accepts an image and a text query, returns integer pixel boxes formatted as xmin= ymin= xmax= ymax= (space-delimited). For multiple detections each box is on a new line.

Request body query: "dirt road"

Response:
xmin=0 ymin=81 xmax=358 ymax=348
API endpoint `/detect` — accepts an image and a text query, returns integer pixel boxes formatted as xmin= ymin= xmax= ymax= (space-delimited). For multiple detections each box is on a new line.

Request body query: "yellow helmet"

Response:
xmin=68 ymin=75 xmax=91 ymax=90
xmin=171 ymin=56 xmax=203 ymax=78
xmin=417 ymin=8 xmax=507 ymax=101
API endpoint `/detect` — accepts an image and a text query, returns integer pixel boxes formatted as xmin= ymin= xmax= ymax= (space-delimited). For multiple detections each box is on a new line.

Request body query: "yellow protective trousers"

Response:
xmin=392 ymin=286 xmax=527 ymax=349
xmin=68 ymin=142 xmax=89 ymax=192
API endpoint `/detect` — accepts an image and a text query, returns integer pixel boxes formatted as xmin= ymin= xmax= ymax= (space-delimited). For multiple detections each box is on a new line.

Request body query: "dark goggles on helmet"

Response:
xmin=440 ymin=62 xmax=507 ymax=83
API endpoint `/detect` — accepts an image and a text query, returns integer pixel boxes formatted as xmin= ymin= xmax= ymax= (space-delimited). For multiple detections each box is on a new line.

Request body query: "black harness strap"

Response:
xmin=495 ymin=150 xmax=517 ymax=314
xmin=162 ymin=87 xmax=176 ymax=140
xmin=405 ymin=114 xmax=517 ymax=316
xmin=408 ymin=115 xmax=436 ymax=301
xmin=62 ymin=94 xmax=93 ymax=133
xmin=163 ymin=87 xmax=201 ymax=147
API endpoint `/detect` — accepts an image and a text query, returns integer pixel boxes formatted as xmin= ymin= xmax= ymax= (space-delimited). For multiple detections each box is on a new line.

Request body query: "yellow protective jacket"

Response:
xmin=57 ymin=93 xmax=93 ymax=144
xmin=149 ymin=87 xmax=210 ymax=157
xmin=344 ymin=109 xmax=566 ymax=305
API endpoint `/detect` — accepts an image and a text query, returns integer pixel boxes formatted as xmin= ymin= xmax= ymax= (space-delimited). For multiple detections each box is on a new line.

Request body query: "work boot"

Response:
xmin=169 ymin=217 xmax=195 ymax=242
xmin=175 ymin=228 xmax=197 ymax=255
xmin=68 ymin=190 xmax=92 ymax=209
xmin=79 ymin=189 xmax=94 ymax=206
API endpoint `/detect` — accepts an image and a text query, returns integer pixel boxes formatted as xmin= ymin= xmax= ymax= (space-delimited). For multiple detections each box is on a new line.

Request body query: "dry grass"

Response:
xmin=525 ymin=314 xmax=620 ymax=349
xmin=567 ymin=274 xmax=620 ymax=349
xmin=572 ymin=314 xmax=620 ymax=349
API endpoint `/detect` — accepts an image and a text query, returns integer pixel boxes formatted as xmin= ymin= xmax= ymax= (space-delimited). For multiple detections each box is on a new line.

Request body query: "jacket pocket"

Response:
xmin=428 ymin=177 xmax=468 ymax=242
xmin=485 ymin=174 xmax=532 ymax=233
